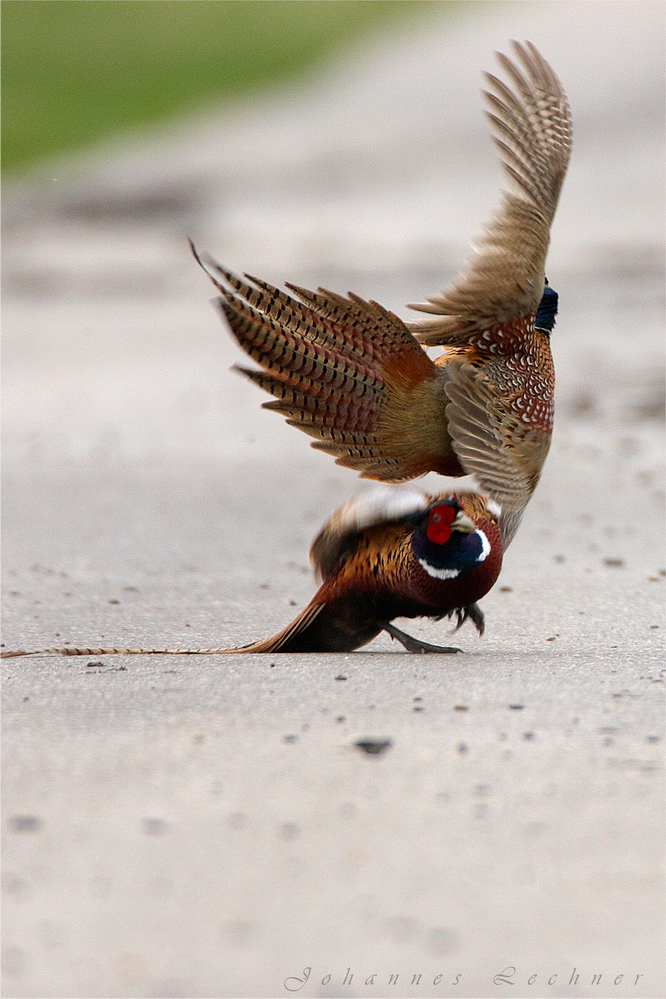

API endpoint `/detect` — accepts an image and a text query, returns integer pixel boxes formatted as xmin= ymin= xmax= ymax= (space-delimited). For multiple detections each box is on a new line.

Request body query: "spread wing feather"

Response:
xmin=409 ymin=41 xmax=572 ymax=345
xmin=192 ymin=246 xmax=447 ymax=482
xmin=189 ymin=42 xmax=568 ymax=510
xmin=444 ymin=361 xmax=538 ymax=545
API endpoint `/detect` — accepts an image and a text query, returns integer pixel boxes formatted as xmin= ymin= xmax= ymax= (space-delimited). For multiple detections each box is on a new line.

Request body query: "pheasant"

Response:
xmin=192 ymin=41 xmax=571 ymax=545
xmin=1 ymin=489 xmax=502 ymax=657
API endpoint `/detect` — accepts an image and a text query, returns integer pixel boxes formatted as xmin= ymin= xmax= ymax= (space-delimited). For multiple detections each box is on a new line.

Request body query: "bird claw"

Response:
xmin=384 ymin=623 xmax=463 ymax=654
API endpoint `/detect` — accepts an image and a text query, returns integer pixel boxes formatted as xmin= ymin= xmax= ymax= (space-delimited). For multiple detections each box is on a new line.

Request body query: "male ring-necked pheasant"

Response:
xmin=193 ymin=41 xmax=571 ymax=545
xmin=2 ymin=490 xmax=502 ymax=657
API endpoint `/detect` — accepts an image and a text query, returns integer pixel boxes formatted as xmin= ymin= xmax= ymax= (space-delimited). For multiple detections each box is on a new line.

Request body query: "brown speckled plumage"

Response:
xmin=193 ymin=42 xmax=571 ymax=547
xmin=2 ymin=491 xmax=503 ymax=657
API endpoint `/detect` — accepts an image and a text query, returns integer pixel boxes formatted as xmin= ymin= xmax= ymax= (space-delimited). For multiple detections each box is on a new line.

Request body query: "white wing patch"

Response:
xmin=485 ymin=498 xmax=503 ymax=519
xmin=325 ymin=487 xmax=430 ymax=537
xmin=310 ymin=486 xmax=432 ymax=582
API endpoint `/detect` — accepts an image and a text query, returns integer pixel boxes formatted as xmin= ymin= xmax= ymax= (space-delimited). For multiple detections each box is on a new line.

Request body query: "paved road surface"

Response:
xmin=2 ymin=3 xmax=664 ymax=997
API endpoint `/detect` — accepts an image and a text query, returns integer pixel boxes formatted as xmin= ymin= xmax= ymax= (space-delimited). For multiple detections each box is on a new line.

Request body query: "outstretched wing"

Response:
xmin=192 ymin=244 xmax=452 ymax=482
xmin=409 ymin=41 xmax=572 ymax=346
xmin=444 ymin=359 xmax=550 ymax=545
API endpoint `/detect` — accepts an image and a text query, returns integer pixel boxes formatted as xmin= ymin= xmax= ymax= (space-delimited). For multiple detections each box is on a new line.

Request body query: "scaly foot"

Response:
xmin=385 ymin=623 xmax=463 ymax=654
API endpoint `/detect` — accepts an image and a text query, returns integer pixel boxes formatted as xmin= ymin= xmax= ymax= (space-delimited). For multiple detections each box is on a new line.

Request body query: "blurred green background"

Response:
xmin=2 ymin=0 xmax=432 ymax=175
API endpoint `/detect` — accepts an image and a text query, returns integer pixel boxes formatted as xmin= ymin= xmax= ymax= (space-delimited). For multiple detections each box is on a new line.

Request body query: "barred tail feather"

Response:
xmin=0 ymin=601 xmax=359 ymax=658
xmin=1 ymin=646 xmax=236 ymax=659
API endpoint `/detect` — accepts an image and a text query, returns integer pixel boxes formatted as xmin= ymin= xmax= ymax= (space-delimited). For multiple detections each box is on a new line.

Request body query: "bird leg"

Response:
xmin=384 ymin=623 xmax=463 ymax=654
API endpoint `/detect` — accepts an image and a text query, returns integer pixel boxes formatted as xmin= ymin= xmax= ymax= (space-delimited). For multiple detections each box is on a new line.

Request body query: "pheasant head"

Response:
xmin=410 ymin=497 xmax=493 ymax=581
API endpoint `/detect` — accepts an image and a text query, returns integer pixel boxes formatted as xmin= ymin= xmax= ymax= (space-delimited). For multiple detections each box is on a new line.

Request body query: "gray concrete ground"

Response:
xmin=2 ymin=3 xmax=664 ymax=997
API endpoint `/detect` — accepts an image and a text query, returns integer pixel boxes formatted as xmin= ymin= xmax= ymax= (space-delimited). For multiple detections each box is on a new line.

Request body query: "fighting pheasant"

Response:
xmin=2 ymin=489 xmax=502 ymax=657
xmin=193 ymin=41 xmax=571 ymax=545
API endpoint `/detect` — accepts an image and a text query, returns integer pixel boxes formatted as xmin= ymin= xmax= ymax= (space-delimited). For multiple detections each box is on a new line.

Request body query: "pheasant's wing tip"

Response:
xmin=188 ymin=237 xmax=207 ymax=269
xmin=189 ymin=243 xmax=241 ymax=287
xmin=230 ymin=362 xmax=253 ymax=376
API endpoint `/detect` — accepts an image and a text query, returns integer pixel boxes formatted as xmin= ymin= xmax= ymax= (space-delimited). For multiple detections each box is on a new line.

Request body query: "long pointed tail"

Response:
xmin=1 ymin=599 xmax=372 ymax=658
xmin=2 ymin=646 xmax=242 ymax=659
xmin=191 ymin=245 xmax=455 ymax=481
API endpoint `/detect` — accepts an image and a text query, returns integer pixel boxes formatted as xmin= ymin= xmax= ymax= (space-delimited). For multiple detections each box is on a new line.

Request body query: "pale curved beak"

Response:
xmin=451 ymin=511 xmax=476 ymax=534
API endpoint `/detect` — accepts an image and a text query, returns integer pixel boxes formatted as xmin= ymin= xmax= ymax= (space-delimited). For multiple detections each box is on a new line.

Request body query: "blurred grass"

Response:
xmin=2 ymin=0 xmax=429 ymax=175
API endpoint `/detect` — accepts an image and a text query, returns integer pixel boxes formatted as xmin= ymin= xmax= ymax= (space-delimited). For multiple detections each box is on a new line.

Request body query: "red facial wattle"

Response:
xmin=426 ymin=504 xmax=456 ymax=545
